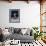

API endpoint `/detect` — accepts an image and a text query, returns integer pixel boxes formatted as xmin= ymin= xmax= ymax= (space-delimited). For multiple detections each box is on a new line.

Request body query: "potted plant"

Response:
xmin=32 ymin=27 xmax=43 ymax=40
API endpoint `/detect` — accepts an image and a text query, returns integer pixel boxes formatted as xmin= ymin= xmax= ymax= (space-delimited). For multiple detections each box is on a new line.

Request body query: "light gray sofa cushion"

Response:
xmin=9 ymin=33 xmax=34 ymax=43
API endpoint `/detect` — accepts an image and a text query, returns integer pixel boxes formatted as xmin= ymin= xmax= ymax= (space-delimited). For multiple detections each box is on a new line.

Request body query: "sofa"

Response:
xmin=7 ymin=27 xmax=34 ymax=43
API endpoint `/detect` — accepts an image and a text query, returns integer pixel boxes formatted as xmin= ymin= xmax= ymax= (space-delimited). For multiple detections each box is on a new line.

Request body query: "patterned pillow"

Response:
xmin=14 ymin=28 xmax=21 ymax=34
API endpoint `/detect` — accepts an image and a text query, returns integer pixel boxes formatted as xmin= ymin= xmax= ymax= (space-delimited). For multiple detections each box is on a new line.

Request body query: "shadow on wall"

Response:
xmin=0 ymin=0 xmax=43 ymax=2
xmin=0 ymin=0 xmax=39 ymax=1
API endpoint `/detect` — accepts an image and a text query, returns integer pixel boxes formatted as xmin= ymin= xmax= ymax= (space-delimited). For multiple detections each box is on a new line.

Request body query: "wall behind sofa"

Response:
xmin=0 ymin=1 xmax=40 ymax=28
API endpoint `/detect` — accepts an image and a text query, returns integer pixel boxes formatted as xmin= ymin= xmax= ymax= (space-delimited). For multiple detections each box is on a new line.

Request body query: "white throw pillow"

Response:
xmin=21 ymin=28 xmax=27 ymax=35
xmin=2 ymin=29 xmax=10 ymax=36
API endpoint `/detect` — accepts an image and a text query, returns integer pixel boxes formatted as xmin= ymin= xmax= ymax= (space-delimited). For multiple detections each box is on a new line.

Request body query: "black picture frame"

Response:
xmin=9 ymin=9 xmax=20 ymax=23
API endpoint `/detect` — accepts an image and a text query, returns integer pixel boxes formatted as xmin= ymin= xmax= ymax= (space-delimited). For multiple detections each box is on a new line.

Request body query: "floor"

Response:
xmin=0 ymin=40 xmax=46 ymax=46
xmin=20 ymin=40 xmax=46 ymax=46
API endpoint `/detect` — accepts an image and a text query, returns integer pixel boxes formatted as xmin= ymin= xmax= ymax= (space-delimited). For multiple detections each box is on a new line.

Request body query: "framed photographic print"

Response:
xmin=9 ymin=9 xmax=20 ymax=23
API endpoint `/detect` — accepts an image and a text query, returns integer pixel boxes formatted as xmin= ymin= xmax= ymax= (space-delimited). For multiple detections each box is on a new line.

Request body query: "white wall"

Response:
xmin=0 ymin=1 xmax=40 ymax=28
